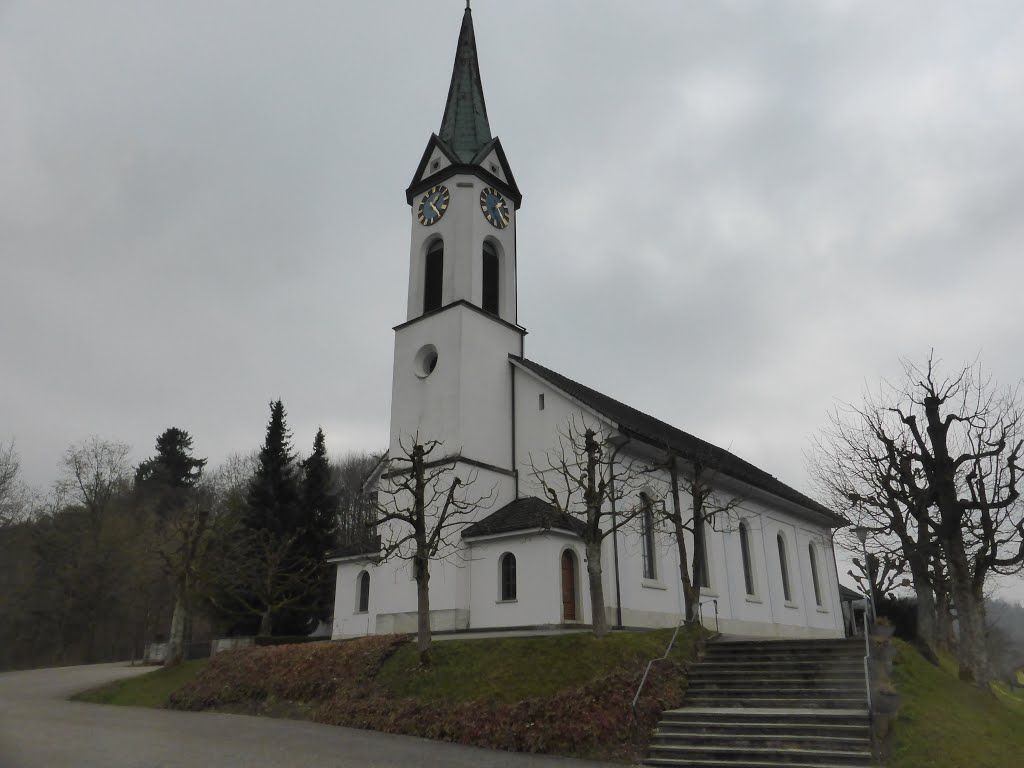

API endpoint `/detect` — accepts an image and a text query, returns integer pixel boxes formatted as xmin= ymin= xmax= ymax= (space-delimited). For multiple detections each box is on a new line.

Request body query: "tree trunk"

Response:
xmin=165 ymin=592 xmax=186 ymax=666
xmin=944 ymin=540 xmax=989 ymax=684
xmin=668 ymin=464 xmax=694 ymax=623
xmin=935 ymin=588 xmax=955 ymax=649
xmin=909 ymin=563 xmax=936 ymax=649
xmin=416 ymin=558 xmax=432 ymax=666
xmin=259 ymin=608 xmax=272 ymax=637
xmin=586 ymin=539 xmax=608 ymax=636
xmin=690 ymin=480 xmax=709 ymax=625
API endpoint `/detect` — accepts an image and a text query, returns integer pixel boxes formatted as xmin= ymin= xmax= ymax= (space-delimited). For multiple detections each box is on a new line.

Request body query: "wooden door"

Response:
xmin=561 ymin=550 xmax=577 ymax=621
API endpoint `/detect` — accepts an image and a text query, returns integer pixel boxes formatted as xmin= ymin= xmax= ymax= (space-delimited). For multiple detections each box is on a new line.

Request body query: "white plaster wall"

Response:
xmin=390 ymin=305 xmax=521 ymax=470
xmin=467 ymin=531 xmax=586 ymax=628
xmin=406 ymin=172 xmax=517 ymax=325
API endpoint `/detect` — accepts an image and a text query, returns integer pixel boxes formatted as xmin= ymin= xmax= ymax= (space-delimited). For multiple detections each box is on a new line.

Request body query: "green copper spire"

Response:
xmin=438 ymin=3 xmax=492 ymax=163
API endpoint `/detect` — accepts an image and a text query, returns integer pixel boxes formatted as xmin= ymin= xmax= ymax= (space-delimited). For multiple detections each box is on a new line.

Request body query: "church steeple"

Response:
xmin=438 ymin=3 xmax=492 ymax=162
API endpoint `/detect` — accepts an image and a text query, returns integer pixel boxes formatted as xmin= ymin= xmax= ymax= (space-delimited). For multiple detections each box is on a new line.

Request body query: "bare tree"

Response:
xmin=0 ymin=439 xmax=28 ymax=528
xmin=211 ymin=526 xmax=322 ymax=637
xmin=658 ymin=455 xmax=742 ymax=624
xmin=375 ymin=435 xmax=493 ymax=665
xmin=811 ymin=355 xmax=1024 ymax=685
xmin=529 ymin=419 xmax=644 ymax=637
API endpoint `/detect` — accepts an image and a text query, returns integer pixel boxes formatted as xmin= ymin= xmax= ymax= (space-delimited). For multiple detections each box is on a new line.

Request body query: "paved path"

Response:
xmin=0 ymin=662 xmax=622 ymax=768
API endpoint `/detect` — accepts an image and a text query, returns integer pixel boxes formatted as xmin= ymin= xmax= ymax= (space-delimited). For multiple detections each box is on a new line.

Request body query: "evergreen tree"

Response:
xmin=137 ymin=429 xmax=206 ymax=515
xmin=245 ymin=400 xmax=299 ymax=535
xmin=137 ymin=428 xmax=208 ymax=665
xmin=300 ymin=427 xmax=339 ymax=622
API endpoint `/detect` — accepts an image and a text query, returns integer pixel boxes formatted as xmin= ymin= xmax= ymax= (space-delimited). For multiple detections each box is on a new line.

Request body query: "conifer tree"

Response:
xmin=245 ymin=400 xmax=299 ymax=535
xmin=299 ymin=427 xmax=339 ymax=622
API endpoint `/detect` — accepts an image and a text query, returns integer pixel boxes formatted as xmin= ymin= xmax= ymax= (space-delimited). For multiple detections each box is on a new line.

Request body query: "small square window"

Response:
xmin=538 ymin=393 xmax=545 ymax=411
xmin=432 ymin=160 xmax=440 ymax=171
xmin=490 ymin=163 xmax=498 ymax=173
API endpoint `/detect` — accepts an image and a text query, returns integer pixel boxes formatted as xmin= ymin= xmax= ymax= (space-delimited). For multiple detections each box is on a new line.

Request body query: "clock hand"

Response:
xmin=430 ymin=201 xmax=440 ymax=216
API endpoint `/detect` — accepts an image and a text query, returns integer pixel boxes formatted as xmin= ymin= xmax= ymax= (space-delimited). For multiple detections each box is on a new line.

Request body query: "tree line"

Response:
xmin=0 ymin=401 xmax=377 ymax=671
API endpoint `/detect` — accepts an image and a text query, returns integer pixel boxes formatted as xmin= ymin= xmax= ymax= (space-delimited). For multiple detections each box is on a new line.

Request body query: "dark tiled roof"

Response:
xmin=462 ymin=496 xmax=587 ymax=539
xmin=326 ymin=535 xmax=381 ymax=561
xmin=839 ymin=584 xmax=866 ymax=601
xmin=512 ymin=356 xmax=845 ymax=525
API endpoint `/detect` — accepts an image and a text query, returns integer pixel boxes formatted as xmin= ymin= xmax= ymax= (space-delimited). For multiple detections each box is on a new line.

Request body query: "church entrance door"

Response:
xmin=561 ymin=550 xmax=577 ymax=621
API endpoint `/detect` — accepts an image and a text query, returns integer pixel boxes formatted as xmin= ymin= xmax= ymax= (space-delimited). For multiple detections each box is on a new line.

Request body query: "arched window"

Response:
xmin=356 ymin=570 xmax=370 ymax=613
xmin=694 ymin=523 xmax=710 ymax=589
xmin=482 ymin=241 xmax=499 ymax=315
xmin=500 ymin=552 xmax=516 ymax=601
xmin=809 ymin=543 xmax=823 ymax=607
xmin=423 ymin=240 xmax=444 ymax=313
xmin=640 ymin=492 xmax=657 ymax=580
xmin=777 ymin=533 xmax=792 ymax=602
xmin=739 ymin=521 xmax=755 ymax=596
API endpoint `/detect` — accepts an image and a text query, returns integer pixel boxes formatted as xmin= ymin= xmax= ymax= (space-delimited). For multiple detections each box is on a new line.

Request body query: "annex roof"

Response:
xmin=511 ymin=356 xmax=846 ymax=526
xmin=462 ymin=496 xmax=586 ymax=539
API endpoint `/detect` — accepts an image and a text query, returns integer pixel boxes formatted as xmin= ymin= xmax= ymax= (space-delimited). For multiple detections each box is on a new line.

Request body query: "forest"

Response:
xmin=0 ymin=401 xmax=377 ymax=671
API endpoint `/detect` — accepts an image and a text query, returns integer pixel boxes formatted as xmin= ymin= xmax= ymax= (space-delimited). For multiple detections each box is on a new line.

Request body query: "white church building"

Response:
xmin=330 ymin=6 xmax=846 ymax=641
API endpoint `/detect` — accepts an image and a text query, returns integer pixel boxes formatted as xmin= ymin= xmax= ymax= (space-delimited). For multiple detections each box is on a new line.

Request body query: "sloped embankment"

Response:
xmin=168 ymin=629 xmax=698 ymax=761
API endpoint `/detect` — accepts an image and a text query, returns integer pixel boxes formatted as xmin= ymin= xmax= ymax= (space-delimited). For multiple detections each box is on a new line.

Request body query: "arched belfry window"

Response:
xmin=640 ymin=492 xmax=657 ymax=580
xmin=356 ymin=570 xmax=370 ymax=613
xmin=500 ymin=552 xmax=516 ymax=601
xmin=423 ymin=240 xmax=444 ymax=314
xmin=482 ymin=241 xmax=499 ymax=315
xmin=777 ymin=533 xmax=792 ymax=602
xmin=809 ymin=543 xmax=823 ymax=607
xmin=739 ymin=521 xmax=755 ymax=596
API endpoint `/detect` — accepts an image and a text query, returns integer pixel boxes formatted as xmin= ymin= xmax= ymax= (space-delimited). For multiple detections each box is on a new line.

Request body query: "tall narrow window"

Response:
xmin=777 ymin=533 xmax=792 ymax=602
xmin=809 ymin=544 xmax=823 ymax=607
xmin=694 ymin=524 xmax=710 ymax=589
xmin=423 ymin=240 xmax=443 ymax=313
xmin=641 ymin=493 xmax=657 ymax=580
xmin=482 ymin=241 xmax=499 ymax=315
xmin=356 ymin=570 xmax=370 ymax=613
xmin=500 ymin=553 xmax=517 ymax=601
xmin=739 ymin=521 xmax=755 ymax=596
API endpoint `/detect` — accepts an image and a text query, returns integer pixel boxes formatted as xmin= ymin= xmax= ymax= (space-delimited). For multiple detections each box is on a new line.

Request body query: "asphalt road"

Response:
xmin=0 ymin=662 xmax=622 ymax=768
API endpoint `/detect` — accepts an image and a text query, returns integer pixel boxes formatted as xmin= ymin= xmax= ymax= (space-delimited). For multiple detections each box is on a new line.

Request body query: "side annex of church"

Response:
xmin=329 ymin=6 xmax=846 ymax=641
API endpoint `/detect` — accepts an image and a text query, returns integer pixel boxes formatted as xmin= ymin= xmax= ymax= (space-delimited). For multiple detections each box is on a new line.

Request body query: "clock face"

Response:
xmin=479 ymin=187 xmax=510 ymax=229
xmin=417 ymin=185 xmax=450 ymax=226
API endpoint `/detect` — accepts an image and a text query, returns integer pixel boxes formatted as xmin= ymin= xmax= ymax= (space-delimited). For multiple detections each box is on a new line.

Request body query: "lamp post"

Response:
xmin=852 ymin=526 xmax=877 ymax=625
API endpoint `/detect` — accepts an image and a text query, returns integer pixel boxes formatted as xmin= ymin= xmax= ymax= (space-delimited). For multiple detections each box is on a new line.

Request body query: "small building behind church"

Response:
xmin=329 ymin=6 xmax=846 ymax=641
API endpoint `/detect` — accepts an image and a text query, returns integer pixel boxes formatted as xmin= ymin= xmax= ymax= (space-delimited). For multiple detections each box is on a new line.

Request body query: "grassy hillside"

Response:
xmin=75 ymin=628 xmax=699 ymax=761
xmin=891 ymin=641 xmax=1024 ymax=768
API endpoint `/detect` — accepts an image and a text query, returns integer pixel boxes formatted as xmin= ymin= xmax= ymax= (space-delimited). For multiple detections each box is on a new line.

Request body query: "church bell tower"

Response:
xmin=387 ymin=3 xmax=524 ymax=483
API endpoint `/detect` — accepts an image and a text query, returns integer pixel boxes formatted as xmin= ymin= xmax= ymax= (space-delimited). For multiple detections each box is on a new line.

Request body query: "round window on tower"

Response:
xmin=413 ymin=344 xmax=439 ymax=379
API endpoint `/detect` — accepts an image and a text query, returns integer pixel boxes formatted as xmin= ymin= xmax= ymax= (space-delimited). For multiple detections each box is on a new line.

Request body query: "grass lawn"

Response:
xmin=890 ymin=641 xmax=1024 ymax=768
xmin=374 ymin=627 xmax=694 ymax=704
xmin=71 ymin=660 xmax=208 ymax=708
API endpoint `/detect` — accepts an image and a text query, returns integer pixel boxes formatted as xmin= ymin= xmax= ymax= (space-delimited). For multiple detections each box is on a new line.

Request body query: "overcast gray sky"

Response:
xmin=3 ymin=1 xmax=1024 ymax=591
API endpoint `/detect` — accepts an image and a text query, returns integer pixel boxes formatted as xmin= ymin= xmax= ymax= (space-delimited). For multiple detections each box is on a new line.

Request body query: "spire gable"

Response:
xmin=438 ymin=5 xmax=492 ymax=163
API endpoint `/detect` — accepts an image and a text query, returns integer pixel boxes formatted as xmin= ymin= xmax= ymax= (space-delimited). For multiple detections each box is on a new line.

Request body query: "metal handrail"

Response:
xmin=630 ymin=600 xmax=718 ymax=723
xmin=631 ymin=618 xmax=685 ymax=723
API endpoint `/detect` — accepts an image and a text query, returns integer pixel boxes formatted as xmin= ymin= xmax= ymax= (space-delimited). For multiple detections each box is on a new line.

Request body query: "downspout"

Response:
xmin=511 ymin=362 xmax=518 ymax=499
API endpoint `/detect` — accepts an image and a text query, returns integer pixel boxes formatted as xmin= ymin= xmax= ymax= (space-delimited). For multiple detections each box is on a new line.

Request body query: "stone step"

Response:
xmin=701 ymin=652 xmax=865 ymax=664
xmin=684 ymin=696 xmax=868 ymax=709
xmin=646 ymin=744 xmax=872 ymax=766
xmin=644 ymin=755 xmax=873 ymax=768
xmin=700 ymin=657 xmax=865 ymax=668
xmin=652 ymin=730 xmax=871 ymax=749
xmin=656 ymin=721 xmax=870 ymax=737
xmin=687 ymin=676 xmax=864 ymax=689
xmin=659 ymin=708 xmax=869 ymax=726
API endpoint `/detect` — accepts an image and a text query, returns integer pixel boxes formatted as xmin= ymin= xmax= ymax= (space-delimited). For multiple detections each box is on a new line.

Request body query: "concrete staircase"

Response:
xmin=645 ymin=638 xmax=873 ymax=767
